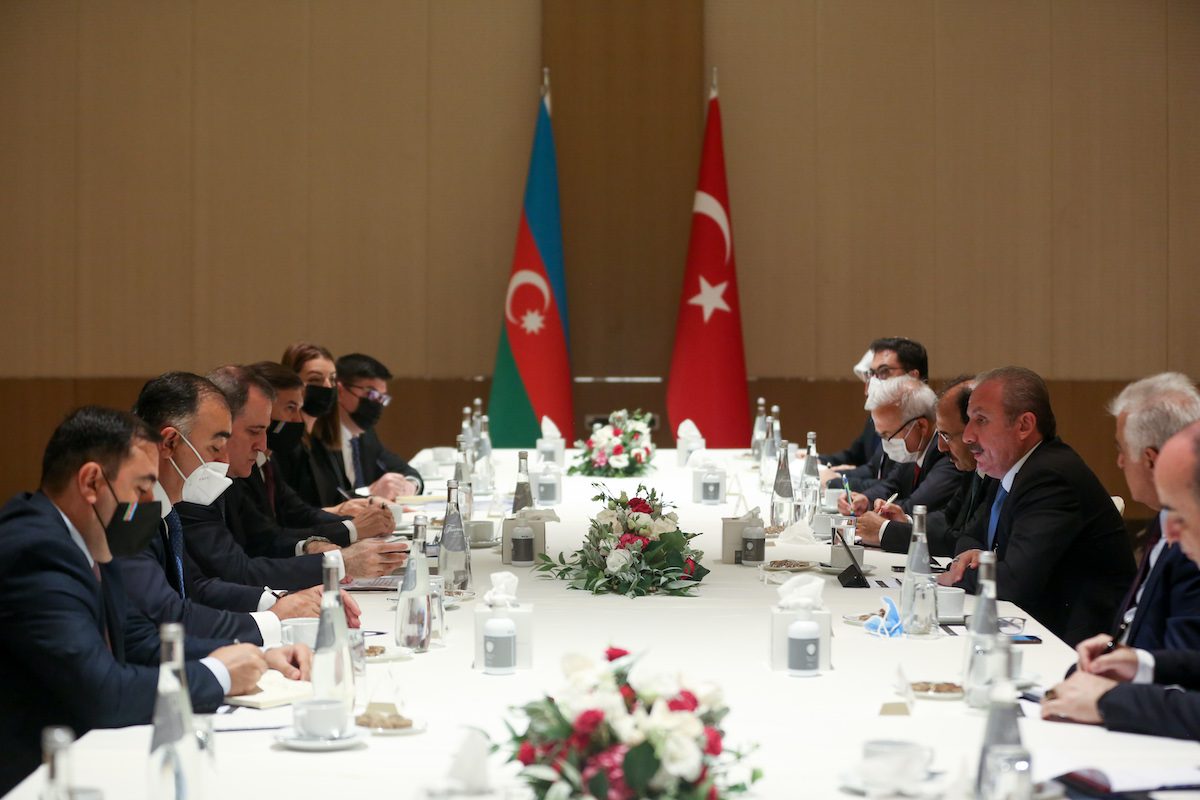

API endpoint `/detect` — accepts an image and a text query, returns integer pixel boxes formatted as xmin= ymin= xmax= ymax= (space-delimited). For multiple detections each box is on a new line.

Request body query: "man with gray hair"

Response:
xmin=1069 ymin=373 xmax=1200 ymax=657
xmin=838 ymin=375 xmax=959 ymax=521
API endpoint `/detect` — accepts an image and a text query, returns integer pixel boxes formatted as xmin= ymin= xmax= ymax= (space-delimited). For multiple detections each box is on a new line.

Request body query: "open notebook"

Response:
xmin=225 ymin=669 xmax=312 ymax=709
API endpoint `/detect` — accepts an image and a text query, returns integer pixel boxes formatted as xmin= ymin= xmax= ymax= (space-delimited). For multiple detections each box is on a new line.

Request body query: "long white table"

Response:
xmin=8 ymin=449 xmax=1199 ymax=799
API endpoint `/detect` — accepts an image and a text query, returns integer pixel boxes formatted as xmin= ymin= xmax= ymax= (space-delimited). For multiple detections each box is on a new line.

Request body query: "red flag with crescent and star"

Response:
xmin=666 ymin=88 xmax=751 ymax=447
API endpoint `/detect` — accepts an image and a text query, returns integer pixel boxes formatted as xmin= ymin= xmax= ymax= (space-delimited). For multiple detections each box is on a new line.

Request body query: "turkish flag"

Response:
xmin=666 ymin=91 xmax=751 ymax=448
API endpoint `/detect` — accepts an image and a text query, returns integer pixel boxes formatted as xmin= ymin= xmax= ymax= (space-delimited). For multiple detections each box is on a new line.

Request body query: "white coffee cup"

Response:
xmin=830 ymin=543 xmax=865 ymax=570
xmin=465 ymin=519 xmax=495 ymax=544
xmin=822 ymin=487 xmax=843 ymax=510
xmin=293 ymin=698 xmax=351 ymax=739
xmin=811 ymin=512 xmax=833 ymax=537
xmin=936 ymin=586 xmax=966 ymax=619
xmin=387 ymin=502 xmax=406 ymax=529
xmin=280 ymin=618 xmax=319 ymax=649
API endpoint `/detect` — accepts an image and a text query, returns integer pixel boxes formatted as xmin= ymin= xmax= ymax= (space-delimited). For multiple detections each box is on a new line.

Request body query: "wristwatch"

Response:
xmin=269 ymin=588 xmax=290 ymax=600
xmin=302 ymin=535 xmax=333 ymax=553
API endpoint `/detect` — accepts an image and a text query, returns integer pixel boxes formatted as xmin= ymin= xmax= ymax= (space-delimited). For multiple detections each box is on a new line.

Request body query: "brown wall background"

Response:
xmin=3 ymin=1 xmax=1196 ymax=518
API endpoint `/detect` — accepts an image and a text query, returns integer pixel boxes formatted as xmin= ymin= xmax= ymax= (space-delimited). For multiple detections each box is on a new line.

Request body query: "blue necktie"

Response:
xmin=165 ymin=509 xmax=186 ymax=600
xmin=350 ymin=436 xmax=367 ymax=490
xmin=986 ymin=485 xmax=1009 ymax=550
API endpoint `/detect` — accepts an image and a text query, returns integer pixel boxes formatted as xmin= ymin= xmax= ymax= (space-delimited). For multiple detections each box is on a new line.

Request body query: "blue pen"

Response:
xmin=841 ymin=475 xmax=855 ymax=517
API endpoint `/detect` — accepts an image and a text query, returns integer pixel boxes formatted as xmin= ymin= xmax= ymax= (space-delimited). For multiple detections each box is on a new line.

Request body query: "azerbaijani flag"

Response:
xmin=488 ymin=73 xmax=574 ymax=447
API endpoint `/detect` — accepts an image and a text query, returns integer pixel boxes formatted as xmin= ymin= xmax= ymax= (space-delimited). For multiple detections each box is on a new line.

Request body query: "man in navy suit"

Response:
xmin=0 ymin=407 xmax=309 ymax=793
xmin=1043 ymin=417 xmax=1200 ymax=738
xmin=939 ymin=367 xmax=1135 ymax=646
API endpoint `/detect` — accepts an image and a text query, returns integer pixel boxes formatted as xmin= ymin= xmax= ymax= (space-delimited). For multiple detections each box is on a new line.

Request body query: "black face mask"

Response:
xmin=267 ymin=419 xmax=305 ymax=453
xmin=302 ymin=384 xmax=336 ymax=418
xmin=349 ymin=397 xmax=384 ymax=431
xmin=95 ymin=478 xmax=162 ymax=558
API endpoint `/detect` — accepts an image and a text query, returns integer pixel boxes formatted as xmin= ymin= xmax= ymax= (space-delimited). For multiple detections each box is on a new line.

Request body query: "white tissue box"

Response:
xmin=770 ymin=608 xmax=832 ymax=671
xmin=474 ymin=603 xmax=533 ymax=670
xmin=722 ymin=517 xmax=760 ymax=564
xmin=692 ymin=467 xmax=727 ymax=504
xmin=676 ymin=437 xmax=706 ymax=467
xmin=536 ymin=438 xmax=566 ymax=466
xmin=502 ymin=518 xmax=546 ymax=565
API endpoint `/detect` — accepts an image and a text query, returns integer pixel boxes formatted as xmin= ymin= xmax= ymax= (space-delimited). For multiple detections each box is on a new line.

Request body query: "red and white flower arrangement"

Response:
xmin=505 ymin=648 xmax=761 ymax=800
xmin=569 ymin=409 xmax=655 ymax=478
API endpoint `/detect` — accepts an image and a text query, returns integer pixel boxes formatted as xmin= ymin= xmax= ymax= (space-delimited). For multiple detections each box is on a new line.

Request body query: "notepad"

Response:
xmin=225 ymin=670 xmax=312 ymax=710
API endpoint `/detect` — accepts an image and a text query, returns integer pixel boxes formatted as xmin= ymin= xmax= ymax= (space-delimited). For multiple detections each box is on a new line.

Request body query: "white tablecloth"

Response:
xmin=8 ymin=449 xmax=1198 ymax=799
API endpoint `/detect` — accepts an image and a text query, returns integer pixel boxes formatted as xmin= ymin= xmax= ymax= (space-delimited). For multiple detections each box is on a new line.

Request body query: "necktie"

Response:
xmin=1113 ymin=517 xmax=1163 ymax=636
xmin=165 ymin=509 xmax=187 ymax=600
xmin=350 ymin=436 xmax=367 ymax=490
xmin=262 ymin=462 xmax=278 ymax=520
xmin=92 ymin=563 xmax=112 ymax=652
xmin=911 ymin=463 xmax=922 ymax=489
xmin=986 ymin=485 xmax=1009 ymax=550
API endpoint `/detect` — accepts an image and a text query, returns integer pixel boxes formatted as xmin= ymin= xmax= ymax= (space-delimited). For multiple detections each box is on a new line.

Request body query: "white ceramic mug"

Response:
xmin=936 ymin=586 xmax=966 ymax=619
xmin=830 ymin=543 xmax=865 ymax=570
xmin=465 ymin=519 xmax=495 ymax=544
xmin=280 ymin=618 xmax=319 ymax=650
xmin=293 ymin=698 xmax=351 ymax=739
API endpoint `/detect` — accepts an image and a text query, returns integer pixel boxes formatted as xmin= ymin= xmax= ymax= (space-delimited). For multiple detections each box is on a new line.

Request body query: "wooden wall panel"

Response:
xmin=426 ymin=0 xmax=541 ymax=379
xmin=0 ymin=2 xmax=78 ymax=376
xmin=705 ymin=0 xmax=820 ymax=378
xmin=1168 ymin=0 xmax=1200 ymax=377
xmin=815 ymin=0 xmax=937 ymax=376
xmin=1050 ymin=0 xmax=1169 ymax=379
xmin=76 ymin=1 xmax=193 ymax=375
xmin=543 ymin=0 xmax=704 ymax=376
xmin=306 ymin=0 xmax=430 ymax=377
xmin=933 ymin=2 xmax=1053 ymax=377
xmin=192 ymin=0 xmax=311 ymax=370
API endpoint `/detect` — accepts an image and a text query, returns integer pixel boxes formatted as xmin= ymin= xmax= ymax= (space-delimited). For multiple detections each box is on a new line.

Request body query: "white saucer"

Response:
xmin=358 ymin=719 xmax=427 ymax=737
xmin=364 ymin=645 xmax=414 ymax=664
xmin=838 ymin=767 xmax=945 ymax=796
xmin=937 ymin=615 xmax=966 ymax=625
xmin=274 ymin=728 xmax=366 ymax=752
xmin=817 ymin=563 xmax=876 ymax=576
xmin=469 ymin=539 xmax=501 ymax=550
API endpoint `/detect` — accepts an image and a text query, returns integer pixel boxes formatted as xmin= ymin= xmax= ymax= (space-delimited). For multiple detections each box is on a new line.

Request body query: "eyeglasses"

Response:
xmin=880 ymin=417 xmax=920 ymax=442
xmin=963 ymin=615 xmax=1026 ymax=634
xmin=346 ymin=385 xmax=392 ymax=407
xmin=935 ymin=429 xmax=962 ymax=445
xmin=864 ymin=364 xmax=906 ymax=380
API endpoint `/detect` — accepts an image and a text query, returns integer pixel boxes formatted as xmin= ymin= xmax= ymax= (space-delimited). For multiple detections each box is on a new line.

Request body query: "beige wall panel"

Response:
xmin=934 ymin=2 xmax=1053 ymax=377
xmin=1168 ymin=0 xmax=1200 ymax=377
xmin=0 ymin=2 xmax=78 ymax=376
xmin=705 ymin=0 xmax=819 ymax=378
xmin=815 ymin=0 xmax=937 ymax=378
xmin=76 ymin=1 xmax=193 ymax=375
xmin=192 ymin=0 xmax=311 ymax=370
xmin=1051 ymin=0 xmax=1169 ymax=379
xmin=307 ymin=0 xmax=430 ymax=376
xmin=544 ymin=0 xmax=703 ymax=376
xmin=426 ymin=0 xmax=541 ymax=379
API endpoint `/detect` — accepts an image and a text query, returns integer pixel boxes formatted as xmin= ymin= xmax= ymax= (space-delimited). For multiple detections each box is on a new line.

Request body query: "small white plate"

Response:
xmin=909 ymin=683 xmax=965 ymax=701
xmin=469 ymin=539 xmax=501 ymax=550
xmin=761 ymin=560 xmax=817 ymax=573
xmin=817 ymin=563 xmax=876 ymax=576
xmin=838 ymin=767 xmax=945 ymax=796
xmin=364 ymin=645 xmax=413 ymax=664
xmin=842 ymin=611 xmax=885 ymax=627
xmin=357 ymin=719 xmax=427 ymax=737
xmin=274 ymin=728 xmax=365 ymax=752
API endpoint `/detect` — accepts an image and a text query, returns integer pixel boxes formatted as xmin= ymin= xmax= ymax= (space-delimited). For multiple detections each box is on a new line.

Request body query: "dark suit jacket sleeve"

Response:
xmin=363 ymin=430 xmax=423 ymax=493
xmin=1098 ymin=682 xmax=1200 ymax=740
xmin=823 ymin=417 xmax=875 ymax=467
xmin=113 ymin=552 xmax=264 ymax=645
xmin=862 ymin=461 xmax=914 ymax=504
xmin=185 ymin=546 xmax=265 ymax=613
xmin=1158 ymin=548 xmax=1200 ymax=652
xmin=271 ymin=478 xmax=353 ymax=548
xmin=956 ymin=470 xmax=1082 ymax=603
xmin=1150 ymin=649 xmax=1200 ymax=690
xmin=879 ymin=508 xmax=950 ymax=555
xmin=177 ymin=499 xmax=323 ymax=591
xmin=894 ymin=455 xmax=960 ymax=515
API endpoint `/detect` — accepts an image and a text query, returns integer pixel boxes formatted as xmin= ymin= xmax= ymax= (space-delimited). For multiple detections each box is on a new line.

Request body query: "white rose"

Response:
xmin=610 ymin=709 xmax=646 ymax=746
xmin=659 ymin=732 xmax=703 ymax=781
xmin=626 ymin=511 xmax=652 ymax=530
xmin=605 ymin=548 xmax=634 ymax=575
xmin=650 ymin=516 xmax=678 ymax=536
xmin=595 ymin=508 xmax=619 ymax=531
xmin=691 ymin=680 xmax=725 ymax=714
xmin=609 ymin=453 xmax=630 ymax=469
xmin=590 ymin=426 xmax=614 ymax=446
xmin=628 ymin=671 xmax=680 ymax=705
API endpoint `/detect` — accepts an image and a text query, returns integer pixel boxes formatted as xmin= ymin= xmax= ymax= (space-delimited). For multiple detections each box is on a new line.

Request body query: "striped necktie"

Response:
xmin=164 ymin=509 xmax=187 ymax=600
xmin=986 ymin=485 xmax=1009 ymax=550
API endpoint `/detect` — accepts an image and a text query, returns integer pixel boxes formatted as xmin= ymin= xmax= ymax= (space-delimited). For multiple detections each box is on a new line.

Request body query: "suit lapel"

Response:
xmin=1125 ymin=516 xmax=1165 ymax=643
xmin=98 ymin=563 xmax=125 ymax=662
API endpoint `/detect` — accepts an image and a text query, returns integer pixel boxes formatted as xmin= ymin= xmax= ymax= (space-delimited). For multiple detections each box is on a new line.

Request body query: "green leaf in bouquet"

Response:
xmin=658 ymin=530 xmax=687 ymax=551
xmin=587 ymin=770 xmax=610 ymax=800
xmin=689 ymin=561 xmax=711 ymax=582
xmin=622 ymin=741 xmax=659 ymax=792
xmin=519 ymin=765 xmax=560 ymax=783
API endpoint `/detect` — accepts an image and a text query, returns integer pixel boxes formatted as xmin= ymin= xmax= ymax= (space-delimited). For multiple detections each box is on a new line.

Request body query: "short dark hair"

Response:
xmin=336 ymin=353 xmax=393 ymax=383
xmin=207 ymin=365 xmax=277 ymax=419
xmin=869 ymin=337 xmax=929 ymax=381
xmin=41 ymin=406 xmax=160 ymax=493
xmin=976 ymin=366 xmax=1057 ymax=439
xmin=250 ymin=361 xmax=304 ymax=393
xmin=937 ymin=375 xmax=975 ymax=425
xmin=133 ymin=372 xmax=229 ymax=434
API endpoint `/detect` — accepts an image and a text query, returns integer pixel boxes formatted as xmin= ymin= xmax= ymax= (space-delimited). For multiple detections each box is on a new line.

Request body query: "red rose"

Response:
xmin=683 ymin=557 xmax=697 ymax=578
xmin=708 ymin=787 xmax=719 ymax=800
xmin=612 ymin=443 xmax=625 ymax=455
xmin=605 ymin=647 xmax=631 ymax=661
xmin=586 ymin=438 xmax=594 ymax=449
xmin=627 ymin=497 xmax=652 ymax=514
xmin=517 ymin=741 xmax=536 ymax=765
xmin=667 ymin=690 xmax=699 ymax=712
xmin=703 ymin=727 xmax=723 ymax=756
xmin=633 ymin=450 xmax=645 ymax=463
xmin=581 ymin=745 xmax=633 ymax=800
xmin=619 ymin=683 xmax=637 ymax=708
xmin=612 ymin=427 xmax=623 ymax=436
xmin=573 ymin=709 xmax=605 ymax=739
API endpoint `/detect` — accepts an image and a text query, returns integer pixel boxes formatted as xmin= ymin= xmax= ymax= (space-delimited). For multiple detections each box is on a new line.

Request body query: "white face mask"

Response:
xmin=169 ymin=433 xmax=232 ymax=506
xmin=881 ymin=420 xmax=921 ymax=464
xmin=151 ymin=480 xmax=173 ymax=519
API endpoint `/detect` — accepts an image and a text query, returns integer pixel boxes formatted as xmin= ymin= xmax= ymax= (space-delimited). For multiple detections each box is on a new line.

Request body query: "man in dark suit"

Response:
xmin=179 ymin=366 xmax=406 ymax=590
xmin=116 ymin=372 xmax=338 ymax=645
xmin=839 ymin=376 xmax=960 ymax=529
xmin=939 ymin=367 xmax=1135 ymax=647
xmin=1042 ymin=417 xmax=1200 ymax=738
xmin=863 ymin=377 xmax=996 ymax=557
xmin=331 ymin=352 xmax=424 ymax=500
xmin=0 ymin=407 xmax=308 ymax=793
